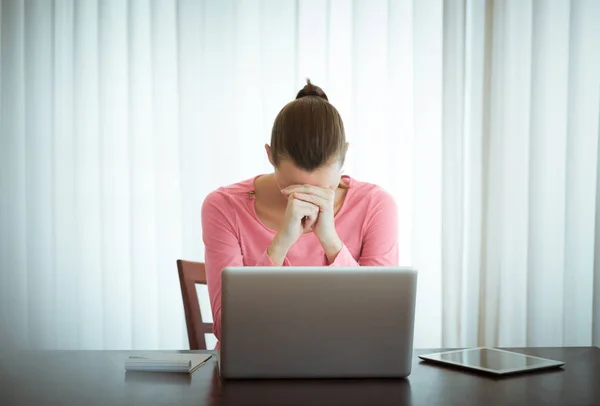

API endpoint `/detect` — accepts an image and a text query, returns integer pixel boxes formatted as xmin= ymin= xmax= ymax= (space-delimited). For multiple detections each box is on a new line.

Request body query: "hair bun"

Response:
xmin=295 ymin=78 xmax=329 ymax=101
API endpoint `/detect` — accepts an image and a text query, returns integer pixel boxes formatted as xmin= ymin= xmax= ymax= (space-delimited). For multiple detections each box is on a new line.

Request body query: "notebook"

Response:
xmin=124 ymin=353 xmax=212 ymax=374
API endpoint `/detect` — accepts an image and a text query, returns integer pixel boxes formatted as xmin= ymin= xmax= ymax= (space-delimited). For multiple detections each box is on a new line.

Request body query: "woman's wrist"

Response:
xmin=268 ymin=235 xmax=293 ymax=266
xmin=321 ymin=235 xmax=343 ymax=264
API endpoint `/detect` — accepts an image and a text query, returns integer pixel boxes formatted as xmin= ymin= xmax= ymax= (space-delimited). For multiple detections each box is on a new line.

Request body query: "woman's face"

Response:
xmin=273 ymin=159 xmax=343 ymax=192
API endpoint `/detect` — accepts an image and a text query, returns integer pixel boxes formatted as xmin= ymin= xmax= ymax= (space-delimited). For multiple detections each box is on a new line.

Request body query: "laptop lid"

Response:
xmin=219 ymin=266 xmax=417 ymax=379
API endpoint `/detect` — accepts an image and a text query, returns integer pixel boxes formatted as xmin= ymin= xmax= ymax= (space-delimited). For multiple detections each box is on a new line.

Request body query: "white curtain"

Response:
xmin=443 ymin=0 xmax=600 ymax=348
xmin=1 ymin=0 xmax=599 ymax=351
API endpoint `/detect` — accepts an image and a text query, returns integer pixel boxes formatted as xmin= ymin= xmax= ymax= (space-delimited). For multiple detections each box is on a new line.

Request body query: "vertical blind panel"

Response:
xmin=0 ymin=0 xmax=29 ymax=350
xmin=231 ymin=0 xmax=265 ymax=181
xmin=411 ymin=0 xmax=444 ymax=348
xmin=595 ymin=130 xmax=600 ymax=347
xmin=53 ymin=0 xmax=79 ymax=349
xmin=386 ymin=0 xmax=413 ymax=266
xmin=441 ymin=0 xmax=466 ymax=348
xmin=260 ymin=0 xmax=297 ymax=151
xmin=151 ymin=0 xmax=185 ymax=350
xmin=564 ymin=0 xmax=600 ymax=346
xmin=178 ymin=0 xmax=206 ymax=274
xmin=200 ymin=0 xmax=237 ymax=187
xmin=489 ymin=0 xmax=533 ymax=347
xmin=296 ymin=0 xmax=328 ymax=87
xmin=129 ymin=0 xmax=159 ymax=350
xmin=503 ymin=0 xmax=534 ymax=347
xmin=349 ymin=0 xmax=389 ymax=185
xmin=326 ymin=0 xmax=353 ymax=171
xmin=498 ymin=0 xmax=533 ymax=347
xmin=98 ymin=0 xmax=132 ymax=350
xmin=527 ymin=0 xmax=570 ymax=347
xmin=481 ymin=0 xmax=506 ymax=346
xmin=73 ymin=0 xmax=104 ymax=349
xmin=0 ymin=0 xmax=3 ymax=349
xmin=24 ymin=0 xmax=56 ymax=349
xmin=460 ymin=0 xmax=486 ymax=348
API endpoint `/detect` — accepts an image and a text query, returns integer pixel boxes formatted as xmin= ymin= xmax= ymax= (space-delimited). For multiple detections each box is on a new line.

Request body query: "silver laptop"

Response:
xmin=219 ymin=266 xmax=417 ymax=379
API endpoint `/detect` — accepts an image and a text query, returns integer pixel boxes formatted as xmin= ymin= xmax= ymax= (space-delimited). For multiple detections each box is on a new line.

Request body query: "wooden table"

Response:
xmin=0 ymin=348 xmax=598 ymax=406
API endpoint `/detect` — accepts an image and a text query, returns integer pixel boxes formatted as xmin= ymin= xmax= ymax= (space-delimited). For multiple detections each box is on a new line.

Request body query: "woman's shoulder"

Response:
xmin=348 ymin=176 xmax=394 ymax=198
xmin=202 ymin=176 xmax=257 ymax=212
xmin=346 ymin=176 xmax=397 ymax=209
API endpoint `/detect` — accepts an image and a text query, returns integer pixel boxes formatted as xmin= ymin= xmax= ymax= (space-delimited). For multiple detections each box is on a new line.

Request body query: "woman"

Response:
xmin=201 ymin=80 xmax=398 ymax=343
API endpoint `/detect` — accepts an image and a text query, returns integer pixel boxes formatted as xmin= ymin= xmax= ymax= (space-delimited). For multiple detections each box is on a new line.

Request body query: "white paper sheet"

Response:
xmin=124 ymin=353 xmax=212 ymax=373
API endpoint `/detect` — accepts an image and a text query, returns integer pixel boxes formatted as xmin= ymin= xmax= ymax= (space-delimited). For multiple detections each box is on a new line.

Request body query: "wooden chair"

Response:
xmin=176 ymin=259 xmax=214 ymax=350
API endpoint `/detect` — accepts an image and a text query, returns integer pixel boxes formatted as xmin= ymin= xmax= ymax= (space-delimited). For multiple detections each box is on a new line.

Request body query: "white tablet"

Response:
xmin=418 ymin=347 xmax=565 ymax=376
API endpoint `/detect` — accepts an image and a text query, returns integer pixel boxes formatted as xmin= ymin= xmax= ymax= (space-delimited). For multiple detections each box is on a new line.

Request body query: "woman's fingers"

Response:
xmin=302 ymin=215 xmax=316 ymax=231
xmin=282 ymin=185 xmax=332 ymax=200
xmin=289 ymin=195 xmax=319 ymax=229
xmin=290 ymin=192 xmax=328 ymax=212
xmin=286 ymin=192 xmax=333 ymax=212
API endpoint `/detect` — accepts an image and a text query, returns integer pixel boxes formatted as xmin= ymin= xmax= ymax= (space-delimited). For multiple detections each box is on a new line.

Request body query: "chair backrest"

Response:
xmin=176 ymin=259 xmax=214 ymax=350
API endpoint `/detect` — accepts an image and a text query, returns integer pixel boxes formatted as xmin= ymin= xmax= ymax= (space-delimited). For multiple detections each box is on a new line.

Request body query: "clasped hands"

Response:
xmin=267 ymin=184 xmax=343 ymax=265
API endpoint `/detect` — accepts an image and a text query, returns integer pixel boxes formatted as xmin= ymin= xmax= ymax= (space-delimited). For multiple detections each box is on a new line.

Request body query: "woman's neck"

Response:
xmin=254 ymin=173 xmax=288 ymax=208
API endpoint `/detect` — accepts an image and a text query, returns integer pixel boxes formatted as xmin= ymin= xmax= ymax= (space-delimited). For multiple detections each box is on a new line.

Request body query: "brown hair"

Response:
xmin=270 ymin=79 xmax=346 ymax=172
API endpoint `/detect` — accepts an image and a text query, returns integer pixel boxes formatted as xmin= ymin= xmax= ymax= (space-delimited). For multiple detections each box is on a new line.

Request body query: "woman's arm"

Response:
xmin=329 ymin=187 xmax=399 ymax=267
xmin=201 ymin=191 xmax=284 ymax=341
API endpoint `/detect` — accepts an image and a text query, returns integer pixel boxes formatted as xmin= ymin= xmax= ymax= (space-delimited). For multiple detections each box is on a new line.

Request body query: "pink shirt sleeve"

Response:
xmin=329 ymin=188 xmax=399 ymax=267
xmin=201 ymin=191 xmax=289 ymax=341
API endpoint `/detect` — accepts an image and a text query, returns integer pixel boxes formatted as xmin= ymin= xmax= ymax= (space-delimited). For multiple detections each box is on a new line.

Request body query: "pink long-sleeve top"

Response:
xmin=201 ymin=175 xmax=398 ymax=343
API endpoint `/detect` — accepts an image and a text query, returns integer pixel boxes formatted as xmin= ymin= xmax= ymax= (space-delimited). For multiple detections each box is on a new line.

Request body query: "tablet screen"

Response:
xmin=420 ymin=348 xmax=564 ymax=374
